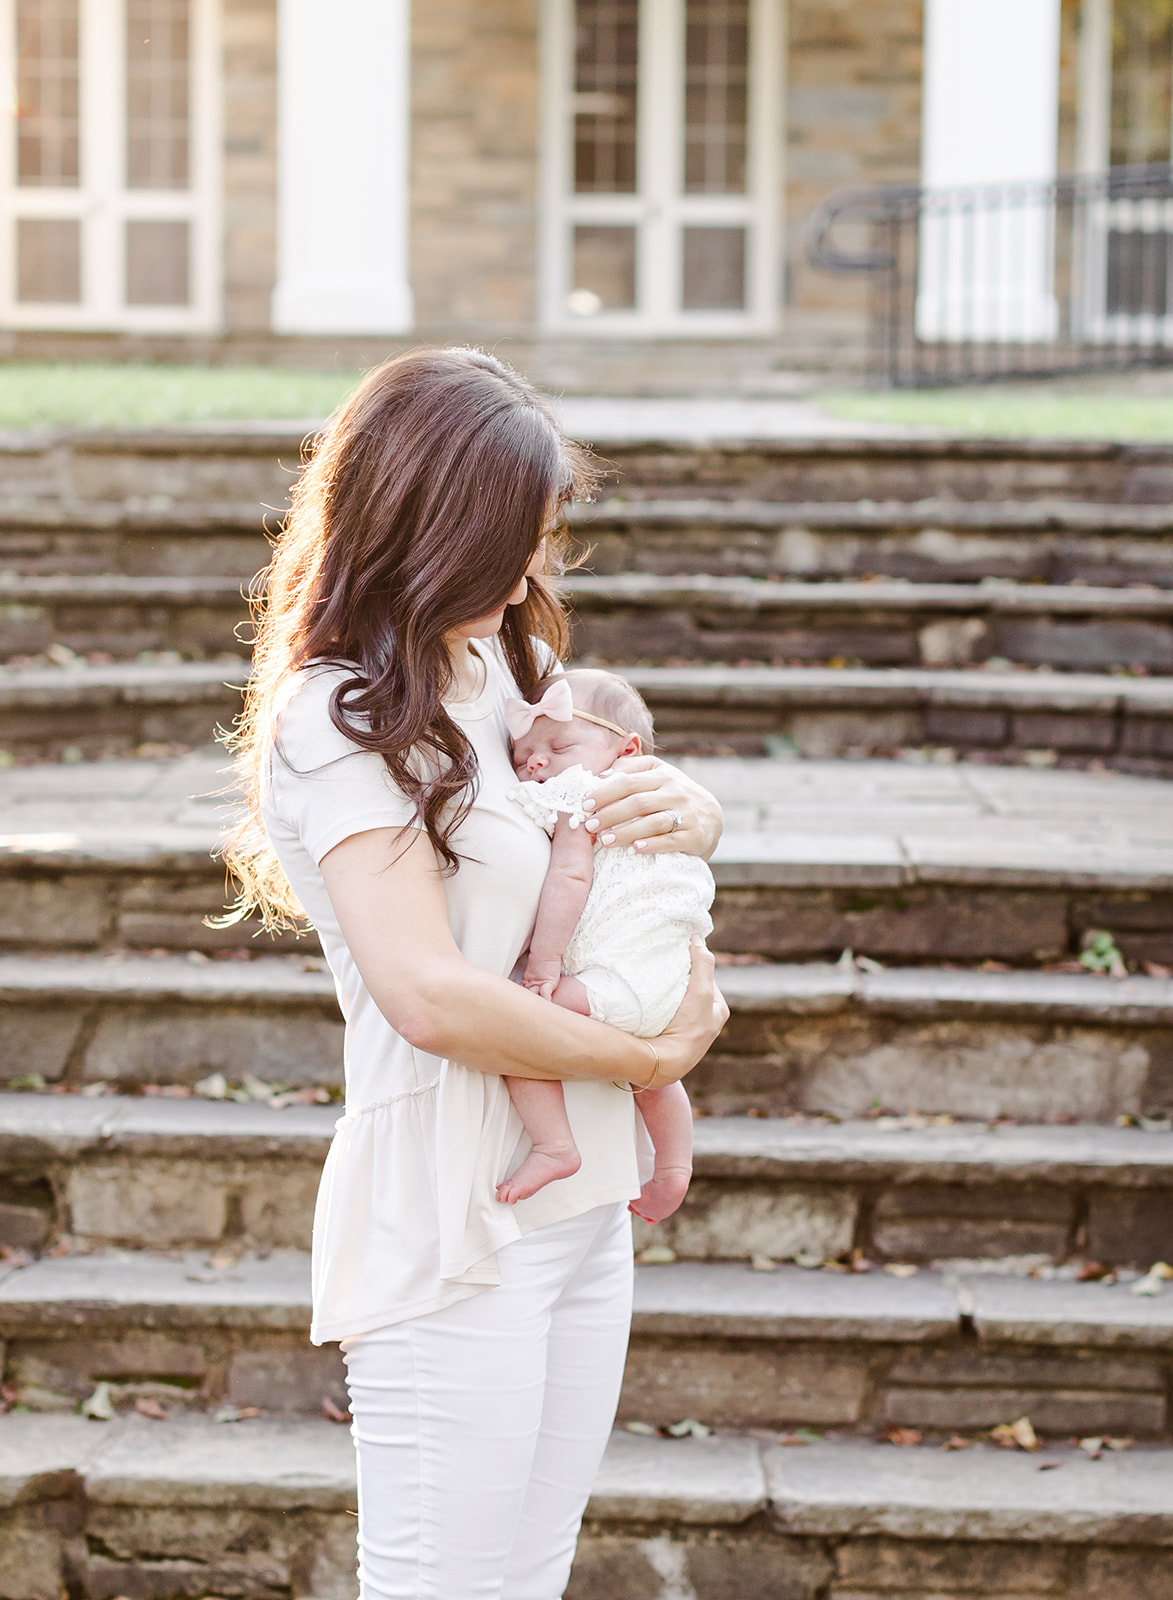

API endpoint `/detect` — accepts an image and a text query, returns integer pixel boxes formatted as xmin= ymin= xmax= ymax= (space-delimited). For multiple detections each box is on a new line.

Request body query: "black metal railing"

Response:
xmin=806 ymin=163 xmax=1173 ymax=387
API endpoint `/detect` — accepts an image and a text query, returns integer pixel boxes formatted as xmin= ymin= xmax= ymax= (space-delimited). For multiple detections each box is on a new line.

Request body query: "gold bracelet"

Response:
xmin=612 ymin=1039 xmax=661 ymax=1093
xmin=640 ymin=1039 xmax=661 ymax=1090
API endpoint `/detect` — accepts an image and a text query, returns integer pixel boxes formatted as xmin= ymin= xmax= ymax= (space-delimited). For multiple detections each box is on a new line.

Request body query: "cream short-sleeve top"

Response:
xmin=261 ymin=641 xmax=645 ymax=1344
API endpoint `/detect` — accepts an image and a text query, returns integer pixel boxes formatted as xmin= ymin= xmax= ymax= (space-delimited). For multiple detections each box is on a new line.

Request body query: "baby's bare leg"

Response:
xmin=497 ymin=1077 xmax=582 ymax=1204
xmin=630 ymin=1079 xmax=693 ymax=1225
xmin=550 ymin=973 xmax=592 ymax=1015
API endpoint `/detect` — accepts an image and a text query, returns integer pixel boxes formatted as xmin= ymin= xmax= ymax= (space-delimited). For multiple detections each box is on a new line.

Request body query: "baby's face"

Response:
xmin=511 ymin=714 xmax=625 ymax=782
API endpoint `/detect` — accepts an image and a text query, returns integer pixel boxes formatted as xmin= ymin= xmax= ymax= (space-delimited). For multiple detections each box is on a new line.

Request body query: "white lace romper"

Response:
xmin=510 ymin=763 xmax=715 ymax=1038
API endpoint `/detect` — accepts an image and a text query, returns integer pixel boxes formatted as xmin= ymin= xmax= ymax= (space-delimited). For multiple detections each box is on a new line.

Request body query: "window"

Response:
xmin=1076 ymin=0 xmax=1173 ymax=340
xmin=0 ymin=0 xmax=219 ymax=331
xmin=541 ymin=0 xmax=781 ymax=334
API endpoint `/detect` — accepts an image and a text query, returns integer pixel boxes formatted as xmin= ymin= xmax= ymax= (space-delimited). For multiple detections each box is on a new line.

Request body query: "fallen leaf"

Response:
xmin=666 ymin=1418 xmax=712 ymax=1439
xmin=941 ymin=1435 xmax=972 ymax=1451
xmin=1105 ymin=1437 xmax=1133 ymax=1451
xmin=212 ymin=1404 xmax=260 ymax=1424
xmin=749 ymin=1253 xmax=777 ymax=1273
xmin=322 ymin=1396 xmax=351 ymax=1424
xmin=991 ymin=1417 xmax=1039 ymax=1451
xmin=883 ymin=1428 xmax=922 ymax=1447
xmin=1037 ymin=1460 xmax=1062 ymax=1471
xmin=0 ymin=1247 xmax=30 ymax=1269
xmin=1079 ymin=1435 xmax=1104 ymax=1458
xmin=791 ymin=1249 xmax=824 ymax=1270
xmin=624 ymin=1421 xmax=657 ymax=1436
xmin=206 ymin=1248 xmax=241 ymax=1271
xmin=134 ymin=1397 xmax=167 ymax=1420
xmin=884 ymin=1263 xmax=919 ymax=1278
xmin=635 ymin=1245 xmax=676 ymax=1265
xmin=1129 ymin=1263 xmax=1171 ymax=1297
xmin=1077 ymin=1261 xmax=1113 ymax=1282
xmin=81 ymin=1382 xmax=114 ymax=1422
xmin=778 ymin=1428 xmax=822 ymax=1446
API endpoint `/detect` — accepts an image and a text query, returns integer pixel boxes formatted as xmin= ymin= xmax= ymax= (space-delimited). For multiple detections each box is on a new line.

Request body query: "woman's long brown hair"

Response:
xmin=219 ymin=347 xmax=599 ymax=931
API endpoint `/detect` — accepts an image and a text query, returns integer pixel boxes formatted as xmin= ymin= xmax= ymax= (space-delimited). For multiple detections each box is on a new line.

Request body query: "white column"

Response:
xmin=272 ymin=0 xmax=413 ymax=335
xmin=918 ymin=0 xmax=1061 ymax=341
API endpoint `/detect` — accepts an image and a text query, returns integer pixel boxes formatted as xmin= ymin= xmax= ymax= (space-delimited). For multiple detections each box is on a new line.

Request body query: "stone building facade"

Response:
xmin=0 ymin=0 xmax=1164 ymax=387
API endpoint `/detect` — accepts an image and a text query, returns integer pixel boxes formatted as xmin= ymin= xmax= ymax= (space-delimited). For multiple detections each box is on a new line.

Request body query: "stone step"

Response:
xmin=7 ymin=572 xmax=1173 ymax=674
xmin=623 ymin=664 xmax=1173 ymax=766
xmin=4 ymin=1415 xmax=1170 ymax=1600
xmin=575 ymin=496 xmax=1173 ymax=588
xmin=2 ymin=1087 xmax=1170 ymax=1261
xmin=0 ymin=573 xmax=250 ymax=661
xmin=3 ymin=1251 xmax=1173 ymax=1441
xmin=8 ymin=423 xmax=1173 ymax=508
xmin=565 ymin=575 xmax=1173 ymax=673
xmin=3 ymin=752 xmax=1170 ymax=970
xmin=4 ymin=656 xmax=1173 ymax=767
xmin=6 ymin=494 xmax=1173 ymax=592
xmin=0 ymin=502 xmax=271 ymax=580
xmin=0 ymin=659 xmax=242 ymax=759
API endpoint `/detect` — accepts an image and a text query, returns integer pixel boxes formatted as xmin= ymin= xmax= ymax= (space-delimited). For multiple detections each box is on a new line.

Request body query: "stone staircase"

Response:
xmin=0 ymin=423 xmax=1172 ymax=1598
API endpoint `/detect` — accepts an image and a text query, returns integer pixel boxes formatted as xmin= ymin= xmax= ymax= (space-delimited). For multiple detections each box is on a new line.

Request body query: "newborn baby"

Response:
xmin=501 ymin=668 xmax=715 ymax=1224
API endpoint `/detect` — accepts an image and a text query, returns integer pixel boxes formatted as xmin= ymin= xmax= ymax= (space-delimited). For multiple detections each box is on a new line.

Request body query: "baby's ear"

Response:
xmin=621 ymin=733 xmax=643 ymax=757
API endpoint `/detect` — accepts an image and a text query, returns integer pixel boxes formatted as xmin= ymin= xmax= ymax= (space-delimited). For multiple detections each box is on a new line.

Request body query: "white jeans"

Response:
xmin=341 ymin=1201 xmax=634 ymax=1600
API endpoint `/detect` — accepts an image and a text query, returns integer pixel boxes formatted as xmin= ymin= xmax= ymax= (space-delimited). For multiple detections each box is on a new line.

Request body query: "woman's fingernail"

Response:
xmin=582 ymin=798 xmax=596 ymax=812
xmin=634 ymin=839 xmax=647 ymax=850
xmin=585 ymin=817 xmax=599 ymax=831
xmin=601 ymin=832 xmax=616 ymax=846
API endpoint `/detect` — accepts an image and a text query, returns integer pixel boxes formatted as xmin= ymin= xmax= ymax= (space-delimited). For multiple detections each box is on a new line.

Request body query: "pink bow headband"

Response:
xmin=504 ymin=677 xmax=631 ymax=741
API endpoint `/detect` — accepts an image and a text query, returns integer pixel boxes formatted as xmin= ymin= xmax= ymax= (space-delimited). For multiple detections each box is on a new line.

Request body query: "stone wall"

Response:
xmin=410 ymin=0 xmax=541 ymax=337
xmin=220 ymin=0 xmax=279 ymax=335
xmin=784 ymin=0 xmax=923 ymax=328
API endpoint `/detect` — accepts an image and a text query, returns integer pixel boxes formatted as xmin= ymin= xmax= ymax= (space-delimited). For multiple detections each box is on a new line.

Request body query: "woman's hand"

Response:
xmin=642 ymin=940 xmax=728 ymax=1086
xmin=581 ymin=756 xmax=723 ymax=859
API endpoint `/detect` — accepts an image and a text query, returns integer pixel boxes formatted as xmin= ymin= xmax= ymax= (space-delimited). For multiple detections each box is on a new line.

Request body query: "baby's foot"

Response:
xmin=496 ymin=1140 xmax=582 ymax=1205
xmin=630 ymin=1166 xmax=691 ymax=1226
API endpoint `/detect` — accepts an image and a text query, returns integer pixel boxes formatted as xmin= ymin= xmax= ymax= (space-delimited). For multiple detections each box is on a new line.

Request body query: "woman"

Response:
xmin=223 ymin=347 xmax=727 ymax=1599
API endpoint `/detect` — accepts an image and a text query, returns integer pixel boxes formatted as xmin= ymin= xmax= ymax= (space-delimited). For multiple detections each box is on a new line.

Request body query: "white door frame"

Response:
xmin=538 ymin=0 xmax=783 ymax=337
xmin=0 ymin=0 xmax=221 ymax=332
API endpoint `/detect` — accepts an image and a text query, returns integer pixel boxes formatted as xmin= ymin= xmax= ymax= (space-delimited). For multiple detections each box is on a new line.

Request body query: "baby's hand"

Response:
xmin=523 ymin=961 xmax=562 ymax=1003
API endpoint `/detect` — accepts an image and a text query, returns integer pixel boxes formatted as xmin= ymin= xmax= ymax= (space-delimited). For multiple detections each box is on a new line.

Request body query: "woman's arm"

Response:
xmin=582 ymin=755 xmax=723 ymax=859
xmin=522 ymin=815 xmax=595 ymax=999
xmin=318 ymin=824 xmax=727 ymax=1086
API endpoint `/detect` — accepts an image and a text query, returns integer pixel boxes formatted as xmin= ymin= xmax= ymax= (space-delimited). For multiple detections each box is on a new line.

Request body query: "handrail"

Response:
xmin=804 ymin=163 xmax=1173 ymax=386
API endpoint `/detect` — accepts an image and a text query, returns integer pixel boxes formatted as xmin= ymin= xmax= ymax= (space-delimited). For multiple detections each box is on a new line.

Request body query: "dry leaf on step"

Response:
xmin=991 ymin=1417 xmax=1038 ymax=1451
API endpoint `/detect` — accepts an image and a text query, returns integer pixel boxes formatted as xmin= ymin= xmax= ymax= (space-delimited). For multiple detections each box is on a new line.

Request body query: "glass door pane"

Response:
xmin=16 ymin=0 xmax=80 ymax=185
xmin=574 ymin=0 xmax=638 ymax=192
xmin=683 ymin=0 xmax=748 ymax=193
xmin=126 ymin=0 xmax=189 ymax=188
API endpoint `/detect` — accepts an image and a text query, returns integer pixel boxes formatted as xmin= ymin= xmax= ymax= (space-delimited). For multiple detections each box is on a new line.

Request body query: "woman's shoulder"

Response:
xmin=271 ymin=662 xmax=368 ymax=768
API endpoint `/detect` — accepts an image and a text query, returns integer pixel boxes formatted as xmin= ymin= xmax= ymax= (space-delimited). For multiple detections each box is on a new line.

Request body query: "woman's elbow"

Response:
xmin=384 ymin=998 xmax=448 ymax=1062
xmin=374 ymin=977 xmax=455 ymax=1056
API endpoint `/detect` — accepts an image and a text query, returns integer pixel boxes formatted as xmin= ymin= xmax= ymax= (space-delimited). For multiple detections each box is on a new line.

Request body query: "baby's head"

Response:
xmin=507 ymin=668 xmax=655 ymax=782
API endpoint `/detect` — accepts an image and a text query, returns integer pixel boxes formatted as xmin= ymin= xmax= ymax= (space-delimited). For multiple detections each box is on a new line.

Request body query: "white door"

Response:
xmin=540 ymin=0 xmax=781 ymax=336
xmin=0 ymin=0 xmax=220 ymax=332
